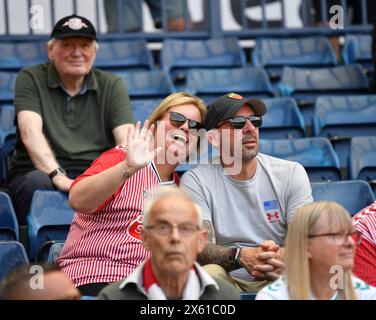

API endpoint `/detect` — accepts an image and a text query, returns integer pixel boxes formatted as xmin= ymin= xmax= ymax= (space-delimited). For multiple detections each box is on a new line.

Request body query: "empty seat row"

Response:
xmin=1 ymin=35 xmax=371 ymax=78
xmin=1 ymin=63 xmax=369 ymax=108
xmin=98 ymin=67 xmax=276 ymax=103
xmin=278 ymin=64 xmax=370 ymax=123
xmin=254 ymin=34 xmax=373 ymax=80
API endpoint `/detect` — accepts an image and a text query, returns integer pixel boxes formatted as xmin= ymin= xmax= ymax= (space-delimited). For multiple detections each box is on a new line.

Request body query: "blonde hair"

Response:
xmin=148 ymin=92 xmax=207 ymax=126
xmin=285 ymin=201 xmax=357 ymax=300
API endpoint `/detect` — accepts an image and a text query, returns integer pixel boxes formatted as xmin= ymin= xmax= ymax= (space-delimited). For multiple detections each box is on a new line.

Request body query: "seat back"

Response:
xmin=0 ymin=192 xmax=18 ymax=241
xmin=186 ymin=67 xmax=274 ymax=103
xmin=261 ymin=97 xmax=305 ymax=139
xmin=38 ymin=240 xmax=65 ymax=263
xmin=0 ymin=71 xmax=17 ymax=104
xmin=342 ymin=35 xmax=372 ymax=69
xmin=313 ymin=95 xmax=376 ymax=167
xmin=279 ymin=64 xmax=369 ymax=123
xmin=0 ymin=105 xmax=16 ymax=183
xmin=94 ymin=39 xmax=154 ymax=70
xmin=161 ymin=37 xmax=246 ymax=87
xmin=240 ymin=292 xmax=257 ymax=300
xmin=27 ymin=191 xmax=74 ymax=261
xmin=349 ymin=136 xmax=376 ymax=193
xmin=253 ymin=36 xmax=337 ymax=80
xmin=311 ymin=180 xmax=375 ymax=216
xmin=115 ymin=70 xmax=174 ymax=100
xmin=0 ymin=41 xmax=47 ymax=71
xmin=0 ymin=241 xmax=29 ymax=281
xmin=131 ymin=99 xmax=162 ymax=123
xmin=260 ymin=138 xmax=341 ymax=182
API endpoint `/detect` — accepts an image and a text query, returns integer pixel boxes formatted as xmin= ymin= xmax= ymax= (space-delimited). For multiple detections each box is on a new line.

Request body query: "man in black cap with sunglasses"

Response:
xmin=181 ymin=92 xmax=312 ymax=293
xmin=7 ymin=14 xmax=134 ymax=226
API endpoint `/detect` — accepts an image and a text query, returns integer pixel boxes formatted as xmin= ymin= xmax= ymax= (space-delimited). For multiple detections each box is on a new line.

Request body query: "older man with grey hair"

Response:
xmin=7 ymin=13 xmax=134 ymax=226
xmin=98 ymin=186 xmax=240 ymax=300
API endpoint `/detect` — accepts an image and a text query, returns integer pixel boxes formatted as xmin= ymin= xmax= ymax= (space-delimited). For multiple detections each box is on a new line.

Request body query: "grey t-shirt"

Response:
xmin=180 ymin=153 xmax=313 ymax=281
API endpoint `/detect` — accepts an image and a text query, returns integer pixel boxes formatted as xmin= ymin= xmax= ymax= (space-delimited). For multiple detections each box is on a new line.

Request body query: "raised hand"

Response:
xmin=125 ymin=120 xmax=162 ymax=171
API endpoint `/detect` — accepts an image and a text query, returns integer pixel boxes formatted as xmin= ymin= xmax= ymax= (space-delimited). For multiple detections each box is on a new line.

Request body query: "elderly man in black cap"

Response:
xmin=181 ymin=92 xmax=313 ymax=293
xmin=7 ymin=14 xmax=134 ymax=225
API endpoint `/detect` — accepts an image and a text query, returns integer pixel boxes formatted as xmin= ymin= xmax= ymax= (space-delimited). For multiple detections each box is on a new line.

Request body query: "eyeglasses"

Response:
xmin=169 ymin=112 xmax=202 ymax=131
xmin=145 ymin=222 xmax=200 ymax=237
xmin=218 ymin=115 xmax=262 ymax=129
xmin=308 ymin=230 xmax=362 ymax=245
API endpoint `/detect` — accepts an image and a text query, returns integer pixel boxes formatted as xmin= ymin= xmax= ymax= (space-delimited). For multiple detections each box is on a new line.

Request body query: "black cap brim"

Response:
xmin=52 ymin=33 xmax=97 ymax=40
xmin=204 ymin=96 xmax=267 ymax=130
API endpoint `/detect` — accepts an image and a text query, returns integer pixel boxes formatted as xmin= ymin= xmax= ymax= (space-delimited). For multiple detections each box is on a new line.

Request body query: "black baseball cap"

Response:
xmin=204 ymin=93 xmax=267 ymax=130
xmin=50 ymin=14 xmax=97 ymax=40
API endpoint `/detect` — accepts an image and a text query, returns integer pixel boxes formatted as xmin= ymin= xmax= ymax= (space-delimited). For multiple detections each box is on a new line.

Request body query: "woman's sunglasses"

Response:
xmin=219 ymin=115 xmax=263 ymax=129
xmin=169 ymin=112 xmax=202 ymax=131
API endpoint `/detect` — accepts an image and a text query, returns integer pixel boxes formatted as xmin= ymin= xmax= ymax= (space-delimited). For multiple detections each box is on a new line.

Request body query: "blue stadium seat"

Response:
xmin=349 ymin=136 xmax=376 ymax=194
xmin=131 ymin=99 xmax=161 ymax=123
xmin=313 ymin=95 xmax=376 ymax=168
xmin=41 ymin=240 xmax=65 ymax=263
xmin=0 ymin=71 xmax=17 ymax=104
xmin=261 ymin=97 xmax=305 ymax=139
xmin=278 ymin=64 xmax=369 ymax=124
xmin=0 ymin=41 xmax=47 ymax=71
xmin=240 ymin=292 xmax=256 ymax=300
xmin=311 ymin=180 xmax=375 ymax=216
xmin=252 ymin=36 xmax=337 ymax=81
xmin=185 ymin=67 xmax=274 ymax=104
xmin=27 ymin=191 xmax=74 ymax=261
xmin=342 ymin=35 xmax=373 ymax=77
xmin=114 ymin=70 xmax=175 ymax=100
xmin=161 ymin=37 xmax=246 ymax=89
xmin=94 ymin=39 xmax=154 ymax=71
xmin=0 ymin=105 xmax=16 ymax=183
xmin=0 ymin=241 xmax=29 ymax=281
xmin=260 ymin=138 xmax=341 ymax=182
xmin=0 ymin=192 xmax=18 ymax=241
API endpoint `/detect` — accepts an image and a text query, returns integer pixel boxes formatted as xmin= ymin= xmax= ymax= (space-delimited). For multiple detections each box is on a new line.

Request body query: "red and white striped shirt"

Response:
xmin=352 ymin=200 xmax=376 ymax=286
xmin=57 ymin=145 xmax=179 ymax=287
xmin=353 ymin=200 xmax=376 ymax=246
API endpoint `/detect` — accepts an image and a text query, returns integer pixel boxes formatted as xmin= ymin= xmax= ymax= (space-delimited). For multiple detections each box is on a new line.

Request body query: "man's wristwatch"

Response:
xmin=228 ymin=247 xmax=242 ymax=268
xmin=48 ymin=167 xmax=67 ymax=179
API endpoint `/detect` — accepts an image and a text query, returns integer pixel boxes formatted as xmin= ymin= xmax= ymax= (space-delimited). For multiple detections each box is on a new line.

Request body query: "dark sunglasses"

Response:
xmin=169 ymin=111 xmax=202 ymax=131
xmin=219 ymin=115 xmax=263 ymax=129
